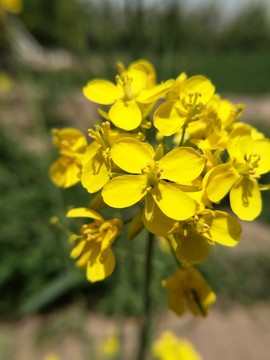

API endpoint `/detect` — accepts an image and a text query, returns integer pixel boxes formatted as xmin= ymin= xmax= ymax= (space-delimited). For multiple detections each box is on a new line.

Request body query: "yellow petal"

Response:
xmin=143 ymin=200 xmax=181 ymax=236
xmin=205 ymin=163 xmax=240 ymax=202
xmin=246 ymin=139 xmax=270 ymax=175
xmin=180 ymin=75 xmax=215 ymax=104
xmin=167 ymin=294 xmax=186 ymax=317
xmin=83 ymin=79 xmax=122 ymax=105
xmin=152 ymin=181 xmax=196 ymax=220
xmin=70 ymin=240 xmax=87 ymax=259
xmin=127 ymin=68 xmax=148 ymax=96
xmin=87 ymin=249 xmax=115 ymax=282
xmin=111 ymin=137 xmax=154 ymax=174
xmin=230 ymin=177 xmax=262 ymax=221
xmin=81 ymin=150 xmax=110 ymax=193
xmin=160 ymin=147 xmax=204 ymax=183
xmin=175 ymin=230 xmax=211 ymax=265
xmin=67 ymin=207 xmax=102 ymax=220
xmin=51 ymin=127 xmax=87 ymax=151
xmin=81 ymin=142 xmax=101 ymax=166
xmin=154 ymin=100 xmax=185 ymax=136
xmin=50 ymin=159 xmax=80 ymax=188
xmin=102 ymin=175 xmax=147 ymax=208
xmin=202 ymin=210 xmax=241 ymax=246
xmin=136 ymin=79 xmax=174 ymax=103
xmin=144 ymin=192 xmax=155 ymax=222
xmin=128 ymin=59 xmax=156 ymax=86
xmin=109 ymin=100 xmax=142 ymax=130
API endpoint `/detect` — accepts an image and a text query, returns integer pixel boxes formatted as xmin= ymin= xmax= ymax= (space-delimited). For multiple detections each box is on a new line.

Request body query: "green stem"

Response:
xmin=136 ymin=231 xmax=155 ymax=360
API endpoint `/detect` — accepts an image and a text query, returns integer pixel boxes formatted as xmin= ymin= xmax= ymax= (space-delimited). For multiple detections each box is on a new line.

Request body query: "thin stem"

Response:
xmin=136 ymin=231 xmax=155 ymax=360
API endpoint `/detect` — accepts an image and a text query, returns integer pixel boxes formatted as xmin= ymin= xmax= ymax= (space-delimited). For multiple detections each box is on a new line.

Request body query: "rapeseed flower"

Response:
xmin=81 ymin=121 xmax=145 ymax=193
xmin=67 ymin=207 xmax=123 ymax=282
xmin=50 ymin=128 xmax=87 ymax=188
xmin=102 ymin=137 xmax=205 ymax=221
xmin=154 ymin=75 xmax=215 ymax=136
xmin=163 ymin=266 xmax=216 ymax=317
xmin=143 ymin=205 xmax=241 ymax=264
xmin=173 ymin=210 xmax=241 ymax=265
xmin=153 ymin=331 xmax=203 ymax=360
xmin=205 ymin=129 xmax=270 ymax=220
xmin=83 ymin=60 xmax=173 ymax=131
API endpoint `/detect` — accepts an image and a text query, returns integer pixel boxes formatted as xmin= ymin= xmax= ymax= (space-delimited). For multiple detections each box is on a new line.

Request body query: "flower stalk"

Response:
xmin=136 ymin=231 xmax=155 ymax=360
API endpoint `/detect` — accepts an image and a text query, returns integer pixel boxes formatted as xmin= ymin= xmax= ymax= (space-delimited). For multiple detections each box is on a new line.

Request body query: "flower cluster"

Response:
xmin=50 ymin=59 xmax=270 ymax=317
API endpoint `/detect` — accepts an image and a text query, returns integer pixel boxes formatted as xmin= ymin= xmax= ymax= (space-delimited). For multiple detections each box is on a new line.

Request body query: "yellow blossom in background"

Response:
xmin=0 ymin=0 xmax=22 ymax=17
xmin=153 ymin=331 xmax=203 ymax=360
xmin=43 ymin=354 xmax=61 ymax=360
xmin=97 ymin=333 xmax=120 ymax=358
xmin=163 ymin=266 xmax=216 ymax=317
xmin=0 ymin=71 xmax=13 ymax=92
xmin=50 ymin=128 xmax=87 ymax=188
xmin=67 ymin=207 xmax=123 ymax=282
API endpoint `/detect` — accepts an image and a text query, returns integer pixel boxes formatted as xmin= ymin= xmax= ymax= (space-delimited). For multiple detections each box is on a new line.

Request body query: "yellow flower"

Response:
xmin=43 ymin=354 xmax=61 ymax=360
xmin=174 ymin=210 xmax=241 ymax=265
xmin=98 ymin=333 xmax=120 ymax=357
xmin=0 ymin=0 xmax=22 ymax=17
xmin=0 ymin=71 xmax=13 ymax=92
xmin=81 ymin=121 xmax=144 ymax=194
xmin=81 ymin=122 xmax=114 ymax=194
xmin=67 ymin=207 xmax=123 ymax=282
xmin=143 ymin=204 xmax=241 ymax=265
xmin=163 ymin=266 xmax=216 ymax=317
xmin=205 ymin=128 xmax=270 ymax=220
xmin=50 ymin=128 xmax=87 ymax=188
xmin=154 ymin=75 xmax=215 ymax=136
xmin=188 ymin=95 xmax=244 ymax=141
xmin=83 ymin=60 xmax=173 ymax=131
xmin=102 ymin=137 xmax=205 ymax=221
xmin=153 ymin=331 xmax=203 ymax=360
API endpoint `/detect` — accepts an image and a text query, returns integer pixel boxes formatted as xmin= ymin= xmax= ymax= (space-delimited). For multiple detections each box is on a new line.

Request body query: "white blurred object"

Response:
xmin=5 ymin=15 xmax=76 ymax=71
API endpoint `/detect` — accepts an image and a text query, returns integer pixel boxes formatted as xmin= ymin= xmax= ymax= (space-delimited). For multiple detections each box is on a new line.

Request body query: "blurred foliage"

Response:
xmin=19 ymin=0 xmax=90 ymax=52
xmin=219 ymin=4 xmax=270 ymax=51
xmin=12 ymin=0 xmax=270 ymax=54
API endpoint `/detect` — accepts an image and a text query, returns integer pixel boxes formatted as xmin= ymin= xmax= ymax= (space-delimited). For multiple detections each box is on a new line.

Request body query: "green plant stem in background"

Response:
xmin=136 ymin=231 xmax=155 ymax=360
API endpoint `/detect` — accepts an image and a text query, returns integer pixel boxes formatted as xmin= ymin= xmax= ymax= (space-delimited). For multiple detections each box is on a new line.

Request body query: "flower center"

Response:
xmin=185 ymin=215 xmax=210 ymax=235
xmin=233 ymin=153 xmax=260 ymax=178
xmin=81 ymin=222 xmax=104 ymax=243
xmin=88 ymin=121 xmax=113 ymax=149
xmin=142 ymin=161 xmax=164 ymax=189
xmin=185 ymin=93 xmax=204 ymax=124
xmin=116 ymin=73 xmax=133 ymax=101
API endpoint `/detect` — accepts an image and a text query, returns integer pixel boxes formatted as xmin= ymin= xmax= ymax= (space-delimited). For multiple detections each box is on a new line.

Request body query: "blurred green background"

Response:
xmin=1 ymin=0 xmax=270 ymax=325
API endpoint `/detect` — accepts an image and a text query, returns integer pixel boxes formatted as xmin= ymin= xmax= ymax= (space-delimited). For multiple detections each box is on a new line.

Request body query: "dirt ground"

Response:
xmin=1 ymin=298 xmax=270 ymax=360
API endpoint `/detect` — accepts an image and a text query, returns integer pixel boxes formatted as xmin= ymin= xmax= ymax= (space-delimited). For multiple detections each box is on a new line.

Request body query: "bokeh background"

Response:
xmin=1 ymin=0 xmax=270 ymax=359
